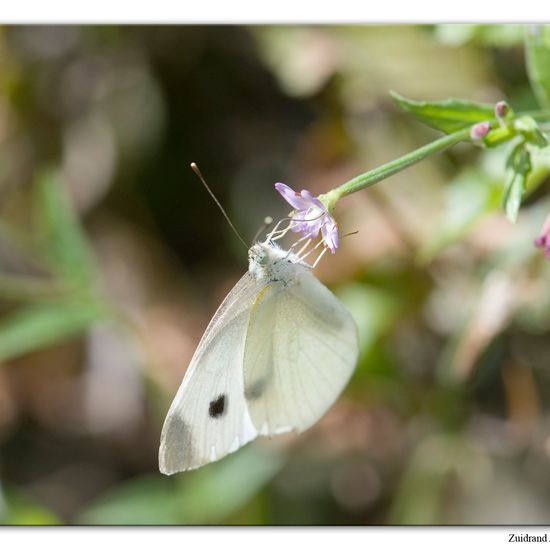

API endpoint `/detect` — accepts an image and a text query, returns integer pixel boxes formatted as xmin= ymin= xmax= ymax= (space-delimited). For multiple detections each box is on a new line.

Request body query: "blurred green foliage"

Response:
xmin=80 ymin=446 xmax=285 ymax=525
xmin=0 ymin=169 xmax=108 ymax=360
xmin=526 ymin=25 xmax=550 ymax=108
xmin=1 ymin=24 xmax=550 ymax=526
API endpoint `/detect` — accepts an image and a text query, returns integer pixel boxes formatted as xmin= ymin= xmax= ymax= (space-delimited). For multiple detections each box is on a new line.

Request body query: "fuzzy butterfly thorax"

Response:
xmin=248 ymin=242 xmax=309 ymax=284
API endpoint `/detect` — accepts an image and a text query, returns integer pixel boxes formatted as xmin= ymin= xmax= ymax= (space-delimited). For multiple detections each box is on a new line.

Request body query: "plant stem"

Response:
xmin=322 ymin=127 xmax=472 ymax=207
xmin=320 ymin=109 xmax=550 ymax=210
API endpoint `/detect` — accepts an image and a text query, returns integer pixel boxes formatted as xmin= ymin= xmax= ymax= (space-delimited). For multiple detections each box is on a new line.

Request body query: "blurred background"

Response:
xmin=1 ymin=24 xmax=550 ymax=525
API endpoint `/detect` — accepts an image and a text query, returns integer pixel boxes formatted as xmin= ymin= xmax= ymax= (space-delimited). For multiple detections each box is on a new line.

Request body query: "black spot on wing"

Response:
xmin=209 ymin=394 xmax=227 ymax=418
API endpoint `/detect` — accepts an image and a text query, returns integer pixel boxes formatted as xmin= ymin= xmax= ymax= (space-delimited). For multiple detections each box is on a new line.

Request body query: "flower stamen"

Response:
xmin=266 ymin=217 xmax=295 ymax=241
xmin=274 ymin=182 xmax=340 ymax=253
xmin=312 ymin=246 xmax=329 ymax=269
xmin=294 ymin=237 xmax=313 ymax=259
xmin=296 ymin=237 xmax=325 ymax=264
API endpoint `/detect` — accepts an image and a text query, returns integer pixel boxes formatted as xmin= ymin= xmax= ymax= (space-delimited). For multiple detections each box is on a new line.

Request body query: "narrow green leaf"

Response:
xmin=504 ymin=174 xmax=526 ymax=224
xmin=525 ymin=25 xmax=550 ymax=108
xmin=503 ymin=143 xmax=532 ymax=223
xmin=34 ymin=169 xmax=96 ymax=285
xmin=0 ymin=300 xmax=107 ymax=361
xmin=514 ymin=115 xmax=549 ymax=148
xmin=391 ymin=91 xmax=495 ymax=133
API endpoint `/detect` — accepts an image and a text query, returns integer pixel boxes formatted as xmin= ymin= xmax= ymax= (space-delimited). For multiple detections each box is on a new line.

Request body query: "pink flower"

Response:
xmin=535 ymin=214 xmax=550 ymax=259
xmin=275 ymin=182 xmax=339 ymax=253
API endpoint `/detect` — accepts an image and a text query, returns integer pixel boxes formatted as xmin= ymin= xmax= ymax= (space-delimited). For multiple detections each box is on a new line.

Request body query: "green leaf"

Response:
xmin=503 ymin=143 xmax=532 ymax=223
xmin=0 ymin=300 xmax=108 ymax=361
xmin=391 ymin=91 xmax=495 ymax=134
xmin=34 ymin=169 xmax=96 ymax=285
xmin=503 ymin=173 xmax=526 ymax=224
xmin=514 ymin=115 xmax=549 ymax=148
xmin=525 ymin=25 xmax=550 ymax=108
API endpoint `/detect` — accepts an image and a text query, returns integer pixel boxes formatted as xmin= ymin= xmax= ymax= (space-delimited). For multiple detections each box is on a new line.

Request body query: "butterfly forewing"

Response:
xmin=159 ymin=273 xmax=263 ymax=474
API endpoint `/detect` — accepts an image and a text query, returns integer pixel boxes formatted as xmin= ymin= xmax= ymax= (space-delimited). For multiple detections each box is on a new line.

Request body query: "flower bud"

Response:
xmin=495 ymin=101 xmax=509 ymax=119
xmin=535 ymin=214 xmax=550 ymax=259
xmin=470 ymin=121 xmax=490 ymax=140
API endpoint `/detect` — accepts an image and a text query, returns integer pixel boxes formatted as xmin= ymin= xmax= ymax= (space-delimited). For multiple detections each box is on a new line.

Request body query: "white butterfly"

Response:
xmin=159 ymin=233 xmax=359 ymax=474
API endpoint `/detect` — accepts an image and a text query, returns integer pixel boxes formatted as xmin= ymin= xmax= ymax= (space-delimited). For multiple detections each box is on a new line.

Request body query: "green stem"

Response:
xmin=322 ymin=127 xmax=472 ymax=208
xmin=320 ymin=109 xmax=550 ymax=210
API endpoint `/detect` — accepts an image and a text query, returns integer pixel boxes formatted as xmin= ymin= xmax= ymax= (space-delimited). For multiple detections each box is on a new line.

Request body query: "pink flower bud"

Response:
xmin=470 ymin=121 xmax=490 ymax=140
xmin=495 ymin=101 xmax=509 ymax=119
xmin=535 ymin=214 xmax=550 ymax=260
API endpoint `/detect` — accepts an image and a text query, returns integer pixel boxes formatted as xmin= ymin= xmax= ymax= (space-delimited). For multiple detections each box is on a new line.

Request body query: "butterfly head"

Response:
xmin=248 ymin=241 xmax=304 ymax=282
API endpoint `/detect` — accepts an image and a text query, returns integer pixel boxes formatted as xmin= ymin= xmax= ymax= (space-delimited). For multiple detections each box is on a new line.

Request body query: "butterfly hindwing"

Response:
xmin=243 ymin=268 xmax=359 ymax=436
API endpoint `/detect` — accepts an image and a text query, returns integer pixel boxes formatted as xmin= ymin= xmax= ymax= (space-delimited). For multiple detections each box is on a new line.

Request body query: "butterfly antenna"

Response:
xmin=190 ymin=162 xmax=248 ymax=249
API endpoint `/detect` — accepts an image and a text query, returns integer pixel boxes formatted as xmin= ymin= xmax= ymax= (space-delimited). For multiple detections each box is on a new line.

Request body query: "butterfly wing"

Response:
xmin=243 ymin=267 xmax=359 ymax=435
xmin=159 ymin=272 xmax=263 ymax=474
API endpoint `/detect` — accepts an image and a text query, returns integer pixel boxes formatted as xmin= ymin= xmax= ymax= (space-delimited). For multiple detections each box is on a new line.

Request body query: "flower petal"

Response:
xmin=321 ymin=217 xmax=339 ymax=253
xmin=275 ymin=182 xmax=313 ymax=211
xmin=299 ymin=190 xmax=327 ymax=212
xmin=275 ymin=181 xmax=340 ymax=253
xmin=290 ymin=219 xmax=323 ymax=238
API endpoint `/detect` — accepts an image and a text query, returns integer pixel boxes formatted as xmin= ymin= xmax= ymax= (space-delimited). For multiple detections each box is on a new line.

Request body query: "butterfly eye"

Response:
xmin=251 ymin=248 xmax=268 ymax=265
xmin=248 ymin=246 xmax=263 ymax=264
